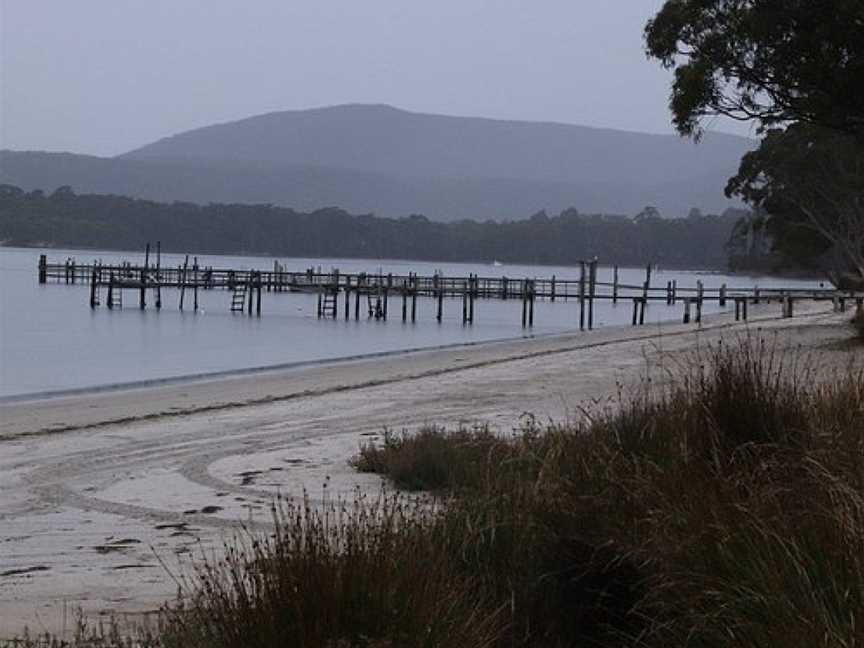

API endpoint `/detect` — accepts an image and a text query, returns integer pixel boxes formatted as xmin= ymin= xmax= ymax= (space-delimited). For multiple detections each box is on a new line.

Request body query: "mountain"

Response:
xmin=1 ymin=104 xmax=754 ymax=220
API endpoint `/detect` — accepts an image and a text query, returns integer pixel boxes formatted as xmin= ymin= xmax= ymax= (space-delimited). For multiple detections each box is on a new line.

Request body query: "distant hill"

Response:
xmin=1 ymin=104 xmax=754 ymax=220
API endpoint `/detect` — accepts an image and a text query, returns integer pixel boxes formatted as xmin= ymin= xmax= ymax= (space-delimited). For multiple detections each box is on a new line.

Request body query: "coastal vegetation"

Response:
xmin=645 ymin=0 xmax=864 ymax=286
xmin=0 ymin=184 xmax=745 ymax=270
xmin=6 ymin=338 xmax=863 ymax=647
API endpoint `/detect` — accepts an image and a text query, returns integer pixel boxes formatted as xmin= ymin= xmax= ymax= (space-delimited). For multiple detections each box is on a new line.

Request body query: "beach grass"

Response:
xmin=351 ymin=336 xmax=864 ymax=647
xmin=5 ymin=336 xmax=863 ymax=647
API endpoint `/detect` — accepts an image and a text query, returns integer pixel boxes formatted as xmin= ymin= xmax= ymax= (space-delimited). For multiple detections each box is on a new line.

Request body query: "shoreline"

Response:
xmin=0 ymin=330 xmax=539 ymax=404
xmin=0 ymin=302 xmax=833 ymax=440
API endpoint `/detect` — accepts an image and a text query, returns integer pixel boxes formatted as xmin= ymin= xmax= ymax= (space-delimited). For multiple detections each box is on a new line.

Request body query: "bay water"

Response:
xmin=0 ymin=247 xmax=821 ymax=398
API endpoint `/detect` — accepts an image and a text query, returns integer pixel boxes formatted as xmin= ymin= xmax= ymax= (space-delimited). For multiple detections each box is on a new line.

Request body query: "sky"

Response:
xmin=0 ymin=1 xmax=753 ymax=157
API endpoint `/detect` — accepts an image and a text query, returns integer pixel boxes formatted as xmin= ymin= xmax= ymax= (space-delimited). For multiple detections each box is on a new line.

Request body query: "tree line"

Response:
xmin=0 ymin=184 xmax=746 ymax=269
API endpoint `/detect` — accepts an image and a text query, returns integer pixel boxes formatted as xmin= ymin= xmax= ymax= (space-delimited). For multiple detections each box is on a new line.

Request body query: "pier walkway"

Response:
xmin=38 ymin=252 xmax=863 ymax=328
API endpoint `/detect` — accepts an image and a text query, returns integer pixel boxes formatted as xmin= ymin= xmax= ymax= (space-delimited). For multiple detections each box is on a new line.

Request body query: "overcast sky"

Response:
xmin=1 ymin=1 xmax=752 ymax=156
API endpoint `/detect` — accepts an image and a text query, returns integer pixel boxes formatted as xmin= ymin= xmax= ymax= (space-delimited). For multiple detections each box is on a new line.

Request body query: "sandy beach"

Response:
xmin=0 ymin=302 xmax=858 ymax=637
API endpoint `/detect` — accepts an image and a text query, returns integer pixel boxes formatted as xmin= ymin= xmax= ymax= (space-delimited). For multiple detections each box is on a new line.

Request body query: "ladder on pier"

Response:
xmin=367 ymin=290 xmax=385 ymax=319
xmin=107 ymin=282 xmax=123 ymax=309
xmin=318 ymin=289 xmax=338 ymax=318
xmin=230 ymin=281 xmax=249 ymax=313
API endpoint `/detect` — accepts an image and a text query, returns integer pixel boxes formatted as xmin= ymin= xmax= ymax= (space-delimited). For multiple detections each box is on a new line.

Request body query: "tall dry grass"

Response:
xmin=355 ymin=337 xmax=864 ymax=647
xmin=6 ymin=336 xmax=863 ymax=647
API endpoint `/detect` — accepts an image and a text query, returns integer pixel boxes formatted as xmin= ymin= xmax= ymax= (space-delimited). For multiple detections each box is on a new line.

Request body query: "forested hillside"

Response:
xmin=0 ymin=185 xmax=743 ymax=268
xmin=1 ymin=105 xmax=752 ymax=220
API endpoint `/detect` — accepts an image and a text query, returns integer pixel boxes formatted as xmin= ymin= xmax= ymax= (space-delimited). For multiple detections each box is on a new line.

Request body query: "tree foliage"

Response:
xmin=0 ymin=185 xmax=744 ymax=270
xmin=726 ymin=124 xmax=864 ymax=282
xmin=645 ymin=0 xmax=864 ymax=138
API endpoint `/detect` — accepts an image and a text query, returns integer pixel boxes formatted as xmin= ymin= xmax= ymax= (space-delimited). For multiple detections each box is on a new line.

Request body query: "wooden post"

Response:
xmin=783 ymin=296 xmax=794 ymax=318
xmin=317 ymin=292 xmax=323 ymax=318
xmin=345 ymin=280 xmax=351 ymax=320
xmin=528 ymin=281 xmax=534 ymax=327
xmin=468 ymin=285 xmax=474 ymax=324
xmin=521 ymin=290 xmax=528 ymax=328
xmin=247 ymin=274 xmax=254 ymax=315
xmin=412 ymin=287 xmax=418 ymax=323
xmin=696 ymin=281 xmax=704 ymax=319
xmin=437 ymin=288 xmax=443 ymax=323
xmin=754 ymin=286 xmax=760 ymax=304
xmin=382 ymin=288 xmax=388 ymax=320
xmin=179 ymin=255 xmax=189 ymax=311
xmin=672 ymin=280 xmax=677 ymax=304
xmin=193 ymin=257 xmax=199 ymax=311
xmin=355 ymin=287 xmax=361 ymax=320
xmin=256 ymin=273 xmax=262 ymax=316
xmin=632 ymin=298 xmax=639 ymax=326
xmin=587 ymin=261 xmax=597 ymax=330
xmin=612 ymin=264 xmax=619 ymax=304
xmin=463 ymin=287 xmax=469 ymax=324
xmin=140 ymin=243 xmax=150 ymax=310
xmin=743 ymin=298 xmax=748 ymax=321
xmin=644 ymin=263 xmax=652 ymax=295
xmin=90 ymin=267 xmax=98 ymax=308
xmin=502 ymin=276 xmax=508 ymax=300
xmin=155 ymin=244 xmax=162 ymax=309
xmin=579 ymin=262 xmax=586 ymax=330
xmin=719 ymin=283 xmax=727 ymax=307
xmin=106 ymin=274 xmax=114 ymax=309
xmin=402 ymin=284 xmax=408 ymax=322
xmin=38 ymin=255 xmax=47 ymax=283
xmin=683 ymin=298 xmax=691 ymax=324
xmin=550 ymin=275 xmax=556 ymax=302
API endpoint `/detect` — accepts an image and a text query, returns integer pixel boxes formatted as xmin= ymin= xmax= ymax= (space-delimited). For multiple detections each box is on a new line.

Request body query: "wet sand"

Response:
xmin=0 ymin=302 xmax=857 ymax=637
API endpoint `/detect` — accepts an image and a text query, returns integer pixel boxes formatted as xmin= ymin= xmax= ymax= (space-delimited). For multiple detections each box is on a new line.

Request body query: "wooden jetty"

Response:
xmin=38 ymin=251 xmax=864 ymax=329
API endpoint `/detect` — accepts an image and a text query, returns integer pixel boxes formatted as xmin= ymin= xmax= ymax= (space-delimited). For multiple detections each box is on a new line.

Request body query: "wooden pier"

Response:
xmin=38 ymin=252 xmax=864 ymax=329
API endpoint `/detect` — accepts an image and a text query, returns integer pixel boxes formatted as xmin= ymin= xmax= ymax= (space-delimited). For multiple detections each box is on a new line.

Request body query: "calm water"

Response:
xmin=0 ymin=247 xmax=821 ymax=398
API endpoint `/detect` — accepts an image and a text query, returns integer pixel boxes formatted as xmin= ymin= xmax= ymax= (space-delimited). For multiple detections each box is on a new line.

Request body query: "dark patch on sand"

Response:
xmin=1 ymin=565 xmax=50 ymax=577
xmin=238 ymin=470 xmax=263 ymax=485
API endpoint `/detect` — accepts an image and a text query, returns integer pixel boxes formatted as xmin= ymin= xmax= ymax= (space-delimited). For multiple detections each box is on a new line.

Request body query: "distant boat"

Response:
xmin=492 ymin=260 xmax=504 ymax=267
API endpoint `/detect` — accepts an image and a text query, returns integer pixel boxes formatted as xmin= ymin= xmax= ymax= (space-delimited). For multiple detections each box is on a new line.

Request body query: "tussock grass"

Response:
xmin=157 ymin=492 xmax=502 ymax=648
xmin=354 ymin=337 xmax=864 ymax=647
xmin=7 ymin=336 xmax=863 ymax=647
xmin=0 ymin=616 xmax=159 ymax=647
